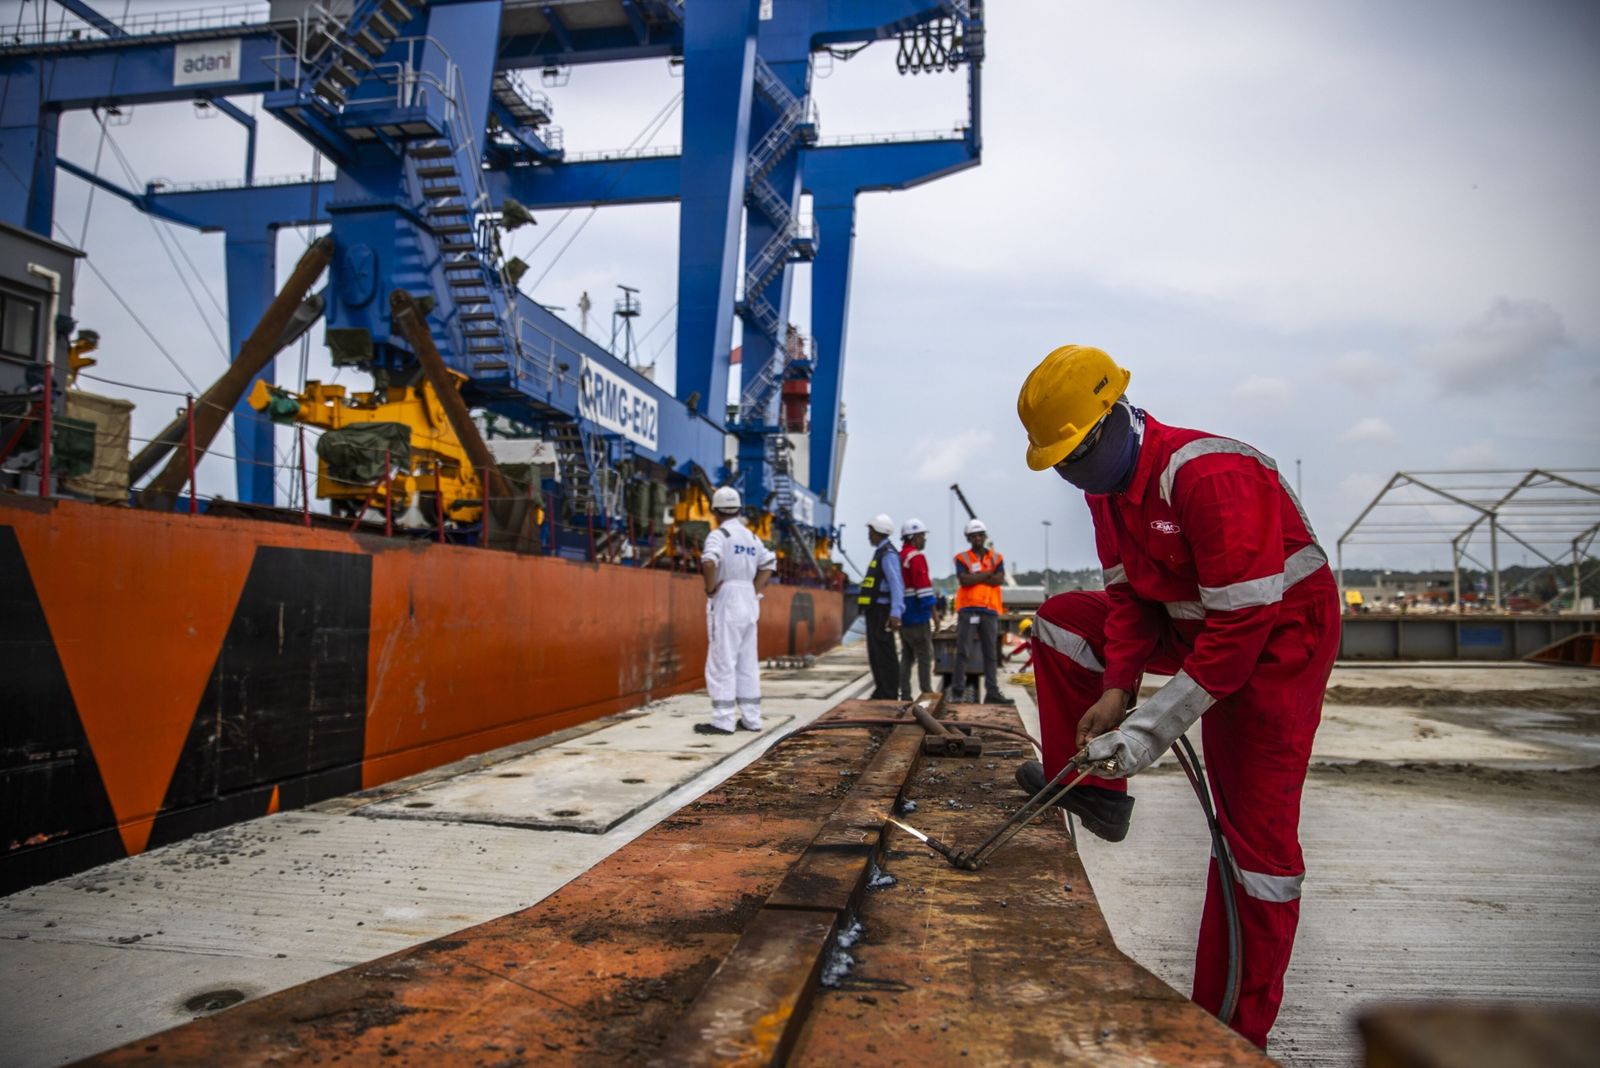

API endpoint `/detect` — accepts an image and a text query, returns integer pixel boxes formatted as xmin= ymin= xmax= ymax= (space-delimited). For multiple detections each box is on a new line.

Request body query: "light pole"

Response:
xmin=1042 ymin=520 xmax=1052 ymax=596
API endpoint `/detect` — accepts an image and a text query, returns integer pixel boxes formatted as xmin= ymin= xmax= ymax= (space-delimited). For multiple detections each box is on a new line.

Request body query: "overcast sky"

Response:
xmin=15 ymin=0 xmax=1598 ymax=575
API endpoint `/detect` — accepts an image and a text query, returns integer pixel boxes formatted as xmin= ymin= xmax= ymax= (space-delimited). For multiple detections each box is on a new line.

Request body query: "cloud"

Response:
xmin=1340 ymin=417 xmax=1400 ymax=445
xmin=1448 ymin=438 xmax=1499 ymax=467
xmin=910 ymin=428 xmax=995 ymax=483
xmin=1329 ymin=350 xmax=1389 ymax=392
xmin=1230 ymin=374 xmax=1295 ymax=409
xmin=1420 ymin=298 xmax=1569 ymax=394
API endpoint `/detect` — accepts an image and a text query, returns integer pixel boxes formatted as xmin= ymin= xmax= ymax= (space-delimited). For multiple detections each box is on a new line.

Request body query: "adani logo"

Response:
xmin=173 ymin=39 xmax=242 ymax=87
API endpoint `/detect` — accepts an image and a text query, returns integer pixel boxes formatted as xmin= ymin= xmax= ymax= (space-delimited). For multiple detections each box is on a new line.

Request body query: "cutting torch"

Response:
xmin=889 ymin=748 xmax=1117 ymax=871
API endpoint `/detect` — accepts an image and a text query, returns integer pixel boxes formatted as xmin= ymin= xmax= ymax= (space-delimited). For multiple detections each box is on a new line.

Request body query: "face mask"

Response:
xmin=1055 ymin=400 xmax=1142 ymax=494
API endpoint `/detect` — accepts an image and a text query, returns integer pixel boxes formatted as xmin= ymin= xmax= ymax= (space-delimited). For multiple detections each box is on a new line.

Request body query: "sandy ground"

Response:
xmin=1021 ymin=663 xmax=1600 ymax=1067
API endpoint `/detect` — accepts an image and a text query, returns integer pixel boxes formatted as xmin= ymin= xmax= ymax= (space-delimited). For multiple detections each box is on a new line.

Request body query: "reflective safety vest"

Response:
xmin=954 ymin=548 xmax=1005 ymax=614
xmin=858 ymin=540 xmax=895 ymax=606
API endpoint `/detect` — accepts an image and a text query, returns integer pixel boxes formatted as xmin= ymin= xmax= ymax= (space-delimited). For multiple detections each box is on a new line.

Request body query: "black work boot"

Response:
xmin=1014 ymin=760 xmax=1134 ymax=843
xmin=983 ymin=690 xmax=1016 ymax=706
xmin=694 ymin=722 xmax=735 ymax=736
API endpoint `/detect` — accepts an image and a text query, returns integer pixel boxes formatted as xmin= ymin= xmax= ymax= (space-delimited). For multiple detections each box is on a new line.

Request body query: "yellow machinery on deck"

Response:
xmin=248 ymin=373 xmax=485 ymax=526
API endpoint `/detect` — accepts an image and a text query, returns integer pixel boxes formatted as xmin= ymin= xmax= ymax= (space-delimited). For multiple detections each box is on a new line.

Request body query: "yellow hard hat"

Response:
xmin=1017 ymin=345 xmax=1132 ymax=471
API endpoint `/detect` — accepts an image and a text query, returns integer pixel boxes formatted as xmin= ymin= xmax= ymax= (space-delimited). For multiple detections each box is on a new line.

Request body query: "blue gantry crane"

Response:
xmin=0 ymin=0 xmax=983 ymax=558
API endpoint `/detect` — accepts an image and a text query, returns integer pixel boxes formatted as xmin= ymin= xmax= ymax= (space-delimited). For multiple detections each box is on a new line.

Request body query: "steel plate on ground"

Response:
xmin=359 ymin=712 xmax=793 ymax=833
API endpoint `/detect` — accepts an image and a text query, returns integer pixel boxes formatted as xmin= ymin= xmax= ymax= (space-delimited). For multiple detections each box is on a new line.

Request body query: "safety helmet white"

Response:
xmin=867 ymin=513 xmax=895 ymax=535
xmin=964 ymin=518 xmax=988 ymax=536
xmin=901 ymin=518 xmax=928 ymax=537
xmin=712 ymin=486 xmax=742 ymax=512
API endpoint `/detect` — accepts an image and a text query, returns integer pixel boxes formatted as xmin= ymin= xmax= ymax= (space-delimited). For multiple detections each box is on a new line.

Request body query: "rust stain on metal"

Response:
xmin=646 ymin=908 xmax=836 ymax=1068
xmin=790 ymin=704 xmax=1273 ymax=1067
xmin=87 ymin=700 xmax=1271 ymax=1066
xmin=765 ymin=725 xmax=922 ymax=914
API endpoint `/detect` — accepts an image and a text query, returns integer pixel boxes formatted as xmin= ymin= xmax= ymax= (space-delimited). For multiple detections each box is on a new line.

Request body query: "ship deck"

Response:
xmin=2 ymin=650 xmax=1598 ymax=1065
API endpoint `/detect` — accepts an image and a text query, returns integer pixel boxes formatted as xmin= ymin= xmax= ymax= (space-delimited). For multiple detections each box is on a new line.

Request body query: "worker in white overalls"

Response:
xmin=695 ymin=486 xmax=778 ymax=735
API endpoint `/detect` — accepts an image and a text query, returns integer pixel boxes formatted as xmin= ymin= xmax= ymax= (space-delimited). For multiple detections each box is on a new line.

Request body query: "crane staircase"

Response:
xmin=737 ymin=58 xmax=818 ymax=348
xmin=549 ymin=422 xmax=622 ymax=521
xmin=486 ymin=70 xmax=564 ymax=164
xmin=299 ymin=0 xmax=419 ymax=111
xmin=270 ymin=0 xmax=626 ymax=524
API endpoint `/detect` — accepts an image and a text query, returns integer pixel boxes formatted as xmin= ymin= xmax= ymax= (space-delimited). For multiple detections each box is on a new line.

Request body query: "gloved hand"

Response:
xmin=1079 ymin=671 xmax=1215 ymax=778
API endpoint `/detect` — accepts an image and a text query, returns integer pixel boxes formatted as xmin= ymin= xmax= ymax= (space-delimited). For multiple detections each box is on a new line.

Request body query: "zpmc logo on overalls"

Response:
xmin=1151 ymin=519 xmax=1181 ymax=534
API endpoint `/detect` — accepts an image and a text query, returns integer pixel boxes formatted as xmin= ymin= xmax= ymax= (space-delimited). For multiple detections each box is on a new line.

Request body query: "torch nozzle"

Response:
xmin=887 ymin=816 xmax=970 ymax=867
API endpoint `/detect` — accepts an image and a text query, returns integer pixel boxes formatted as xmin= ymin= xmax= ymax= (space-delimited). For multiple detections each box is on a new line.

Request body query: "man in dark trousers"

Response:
xmin=949 ymin=518 xmax=1015 ymax=705
xmin=858 ymin=514 xmax=904 ymax=699
xmin=897 ymin=518 xmax=938 ymax=699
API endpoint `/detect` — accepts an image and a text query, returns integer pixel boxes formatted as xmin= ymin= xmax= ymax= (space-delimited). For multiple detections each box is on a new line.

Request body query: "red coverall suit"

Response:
xmin=1032 ymin=414 xmax=1340 ymax=1046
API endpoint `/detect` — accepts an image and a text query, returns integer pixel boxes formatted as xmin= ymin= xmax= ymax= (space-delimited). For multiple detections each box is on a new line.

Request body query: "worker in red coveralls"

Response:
xmin=1013 ymin=344 xmax=1340 ymax=1049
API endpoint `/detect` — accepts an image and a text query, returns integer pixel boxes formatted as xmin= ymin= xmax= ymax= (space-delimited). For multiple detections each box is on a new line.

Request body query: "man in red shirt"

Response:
xmin=1015 ymin=344 xmax=1340 ymax=1050
xmin=897 ymin=518 xmax=938 ymax=699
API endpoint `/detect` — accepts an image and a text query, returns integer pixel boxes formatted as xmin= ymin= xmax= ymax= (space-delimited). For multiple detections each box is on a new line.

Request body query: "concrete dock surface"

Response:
xmin=1049 ymin=662 xmax=1600 ymax=1067
xmin=3 ymin=652 xmax=1597 ymax=1065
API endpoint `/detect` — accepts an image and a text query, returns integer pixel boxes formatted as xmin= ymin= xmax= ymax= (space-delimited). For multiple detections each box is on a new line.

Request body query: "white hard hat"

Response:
xmin=964 ymin=518 xmax=988 ymax=536
xmin=901 ymin=518 xmax=928 ymax=537
xmin=712 ymin=486 xmax=741 ymax=512
xmin=868 ymin=513 xmax=894 ymax=535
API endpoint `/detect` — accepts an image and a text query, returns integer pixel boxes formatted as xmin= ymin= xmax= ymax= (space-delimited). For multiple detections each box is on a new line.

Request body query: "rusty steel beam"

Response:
xmin=86 ymin=699 xmax=1270 ymax=1066
xmin=646 ymin=908 xmax=838 ymax=1068
xmin=651 ymin=718 xmax=926 ymax=1065
xmin=138 ymin=237 xmax=334 ymax=509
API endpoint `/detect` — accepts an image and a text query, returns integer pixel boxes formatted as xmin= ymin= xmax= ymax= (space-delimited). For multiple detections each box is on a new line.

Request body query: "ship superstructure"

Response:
xmin=0 ymin=0 xmax=986 ymax=891
xmin=0 ymin=0 xmax=984 ymax=556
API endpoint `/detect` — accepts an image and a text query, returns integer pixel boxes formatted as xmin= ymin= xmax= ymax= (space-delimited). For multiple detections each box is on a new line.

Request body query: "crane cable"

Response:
xmin=523 ymin=90 xmax=685 ymax=295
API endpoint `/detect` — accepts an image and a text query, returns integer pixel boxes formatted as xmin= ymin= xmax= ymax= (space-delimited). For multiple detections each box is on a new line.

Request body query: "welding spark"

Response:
xmin=886 ymin=816 xmax=929 ymax=843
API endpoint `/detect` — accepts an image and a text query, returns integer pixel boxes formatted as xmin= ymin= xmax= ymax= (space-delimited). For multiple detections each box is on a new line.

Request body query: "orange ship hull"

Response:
xmin=0 ymin=498 xmax=842 ymax=893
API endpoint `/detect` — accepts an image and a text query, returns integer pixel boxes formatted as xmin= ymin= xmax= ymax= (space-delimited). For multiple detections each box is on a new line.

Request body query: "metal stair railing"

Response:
xmin=740 ymin=330 xmax=814 ymax=422
xmin=549 ymin=421 xmax=618 ymax=518
xmin=739 ymin=293 xmax=782 ymax=342
xmin=748 ymin=176 xmax=790 ymax=228
xmin=752 ymin=56 xmax=798 ymax=113
xmin=738 ymin=342 xmax=784 ymax=417
xmin=745 ymin=222 xmax=798 ymax=297
xmin=398 ymin=57 xmax=544 ymax=393
xmin=299 ymin=0 xmax=422 ymax=106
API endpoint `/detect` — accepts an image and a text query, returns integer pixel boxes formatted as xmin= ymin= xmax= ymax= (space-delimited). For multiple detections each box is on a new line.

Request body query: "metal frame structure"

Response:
xmin=1337 ymin=469 xmax=1600 ymax=612
xmin=0 ymin=0 xmax=986 ymax=548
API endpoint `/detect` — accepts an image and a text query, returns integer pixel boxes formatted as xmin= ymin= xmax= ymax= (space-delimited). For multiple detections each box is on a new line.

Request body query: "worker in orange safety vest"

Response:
xmin=948 ymin=518 xmax=1015 ymax=706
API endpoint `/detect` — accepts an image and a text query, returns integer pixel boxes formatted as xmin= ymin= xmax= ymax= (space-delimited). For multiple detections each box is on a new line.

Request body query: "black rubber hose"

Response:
xmin=1172 ymin=736 xmax=1241 ymax=1027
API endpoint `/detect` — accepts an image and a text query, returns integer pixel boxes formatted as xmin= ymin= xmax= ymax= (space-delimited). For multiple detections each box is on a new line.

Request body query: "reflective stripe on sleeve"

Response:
xmin=1157 ymin=436 xmax=1322 ymax=546
xmin=1200 ymin=571 xmax=1285 ymax=612
xmin=1230 ymin=861 xmax=1304 ymax=903
xmin=1164 ymin=600 xmax=1206 ymax=620
xmin=1189 ymin=544 xmax=1328 ymax=614
xmin=1283 ymin=543 xmax=1327 ymax=586
xmin=1102 ymin=564 xmax=1127 ymax=586
xmin=1031 ymin=617 xmax=1105 ymax=673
